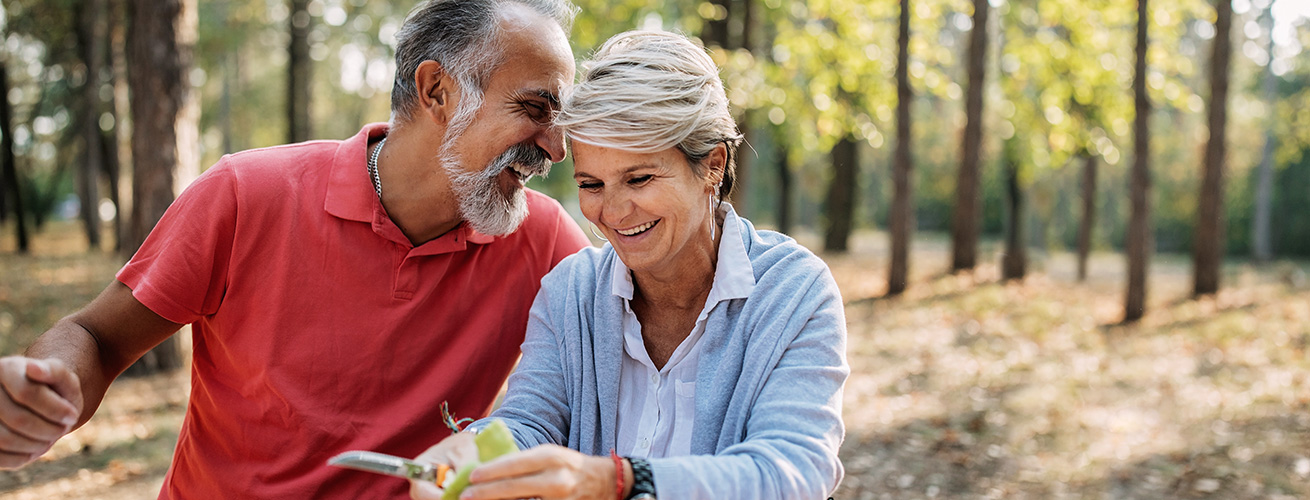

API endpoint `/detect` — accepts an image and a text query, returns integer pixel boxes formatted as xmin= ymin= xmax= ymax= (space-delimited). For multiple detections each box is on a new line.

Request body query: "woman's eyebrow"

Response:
xmin=573 ymin=163 xmax=660 ymax=180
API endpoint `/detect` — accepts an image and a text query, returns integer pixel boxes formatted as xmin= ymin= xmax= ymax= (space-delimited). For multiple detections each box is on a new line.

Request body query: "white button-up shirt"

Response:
xmin=611 ymin=208 xmax=755 ymax=458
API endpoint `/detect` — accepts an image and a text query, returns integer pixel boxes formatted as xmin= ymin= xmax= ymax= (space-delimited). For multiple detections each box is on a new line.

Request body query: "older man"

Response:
xmin=0 ymin=0 xmax=587 ymax=498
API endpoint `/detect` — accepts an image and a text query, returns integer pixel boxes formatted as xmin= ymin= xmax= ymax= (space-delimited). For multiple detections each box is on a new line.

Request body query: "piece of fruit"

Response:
xmin=441 ymin=420 xmax=518 ymax=500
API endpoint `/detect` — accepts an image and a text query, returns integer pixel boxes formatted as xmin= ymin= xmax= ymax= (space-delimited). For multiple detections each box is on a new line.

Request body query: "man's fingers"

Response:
xmin=0 ymin=422 xmax=54 ymax=456
xmin=409 ymin=479 xmax=444 ymax=500
xmin=414 ymin=432 xmax=478 ymax=468
xmin=8 ymin=363 xmax=78 ymax=427
xmin=26 ymin=360 xmax=81 ymax=408
xmin=0 ymin=386 xmax=71 ymax=443
xmin=0 ymin=450 xmax=39 ymax=470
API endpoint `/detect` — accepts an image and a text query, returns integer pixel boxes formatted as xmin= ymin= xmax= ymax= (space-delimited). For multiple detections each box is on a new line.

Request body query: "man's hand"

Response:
xmin=0 ymin=357 xmax=83 ymax=469
xmin=410 ymin=431 xmax=479 ymax=499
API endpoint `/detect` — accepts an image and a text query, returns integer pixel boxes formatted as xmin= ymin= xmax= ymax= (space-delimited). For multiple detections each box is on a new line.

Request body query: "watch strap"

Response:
xmin=625 ymin=457 xmax=656 ymax=500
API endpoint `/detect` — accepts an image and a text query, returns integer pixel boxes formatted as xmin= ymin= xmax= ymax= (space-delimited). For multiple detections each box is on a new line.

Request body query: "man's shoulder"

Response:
xmin=212 ymin=139 xmax=344 ymax=179
xmin=524 ymin=189 xmax=568 ymax=215
xmin=514 ymin=189 xmax=575 ymax=234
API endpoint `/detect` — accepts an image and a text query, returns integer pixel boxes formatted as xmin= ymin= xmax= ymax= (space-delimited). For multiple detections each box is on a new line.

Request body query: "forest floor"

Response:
xmin=1 ymin=220 xmax=1308 ymax=499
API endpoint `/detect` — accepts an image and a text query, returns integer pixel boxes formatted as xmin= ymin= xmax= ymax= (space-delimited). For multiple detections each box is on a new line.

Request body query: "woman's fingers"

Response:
xmin=461 ymin=446 xmax=615 ymax=500
xmin=462 ymin=468 xmax=575 ymax=500
xmin=468 ymin=444 xmax=570 ymax=482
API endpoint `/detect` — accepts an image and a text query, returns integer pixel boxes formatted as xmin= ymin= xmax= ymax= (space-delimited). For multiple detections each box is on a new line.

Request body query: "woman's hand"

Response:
xmin=460 ymin=444 xmax=617 ymax=500
xmin=409 ymin=432 xmax=478 ymax=499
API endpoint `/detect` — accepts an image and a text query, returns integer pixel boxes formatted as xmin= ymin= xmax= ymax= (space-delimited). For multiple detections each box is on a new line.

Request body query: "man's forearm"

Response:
xmin=25 ymin=320 xmax=115 ymax=428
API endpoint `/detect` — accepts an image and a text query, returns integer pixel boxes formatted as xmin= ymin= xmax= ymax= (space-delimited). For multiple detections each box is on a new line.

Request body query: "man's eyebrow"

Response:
xmin=531 ymin=89 xmax=560 ymax=106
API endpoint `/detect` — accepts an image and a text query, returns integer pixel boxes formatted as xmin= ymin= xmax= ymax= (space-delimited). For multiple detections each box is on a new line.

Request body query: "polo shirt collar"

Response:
xmin=324 ymin=123 xmax=497 ymax=248
xmin=610 ymin=203 xmax=756 ymax=302
xmin=325 ymin=123 xmax=387 ymax=224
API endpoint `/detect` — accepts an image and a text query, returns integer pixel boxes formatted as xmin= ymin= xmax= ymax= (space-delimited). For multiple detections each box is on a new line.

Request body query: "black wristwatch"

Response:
xmin=625 ymin=457 xmax=657 ymax=500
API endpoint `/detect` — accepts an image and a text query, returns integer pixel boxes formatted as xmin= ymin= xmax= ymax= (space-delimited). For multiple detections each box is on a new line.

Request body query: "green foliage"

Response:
xmin=2 ymin=0 xmax=1308 ymax=256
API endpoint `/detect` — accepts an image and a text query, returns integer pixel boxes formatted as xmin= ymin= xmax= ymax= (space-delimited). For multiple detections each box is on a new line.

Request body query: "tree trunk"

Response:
xmin=101 ymin=127 xmax=122 ymax=252
xmin=702 ymin=0 xmax=732 ymax=50
xmin=1251 ymin=2 xmax=1275 ymax=263
xmin=288 ymin=0 xmax=312 ymax=143
xmin=734 ymin=116 xmax=753 ymax=216
xmin=776 ymin=139 xmax=792 ymax=236
xmin=824 ymin=136 xmax=858 ymax=253
xmin=950 ymin=0 xmax=990 ymax=273
xmin=124 ymin=0 xmax=192 ymax=374
xmin=78 ymin=0 xmax=108 ymax=250
xmin=729 ymin=0 xmax=758 ymax=216
xmin=111 ymin=0 xmax=133 ymax=251
xmin=1125 ymin=0 xmax=1152 ymax=323
xmin=221 ymin=47 xmax=236 ymax=155
xmin=0 ymin=63 xmax=29 ymax=253
xmin=740 ymin=0 xmax=754 ymax=54
xmin=1002 ymin=139 xmax=1025 ymax=281
xmin=1193 ymin=0 xmax=1231 ymax=297
xmin=888 ymin=0 xmax=913 ymax=296
xmin=1076 ymin=154 xmax=1097 ymax=281
xmin=173 ymin=0 xmax=200 ymax=193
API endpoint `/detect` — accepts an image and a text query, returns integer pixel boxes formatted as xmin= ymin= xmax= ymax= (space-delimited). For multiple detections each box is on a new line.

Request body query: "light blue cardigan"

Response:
xmin=474 ymin=210 xmax=848 ymax=499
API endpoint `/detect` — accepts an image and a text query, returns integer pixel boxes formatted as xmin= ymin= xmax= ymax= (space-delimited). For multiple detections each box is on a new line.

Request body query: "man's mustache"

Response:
xmin=485 ymin=144 xmax=551 ymax=179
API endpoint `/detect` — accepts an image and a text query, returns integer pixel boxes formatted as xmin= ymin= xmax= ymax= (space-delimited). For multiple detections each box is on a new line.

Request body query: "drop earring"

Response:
xmin=590 ymin=222 xmax=609 ymax=241
xmin=709 ymin=181 xmax=722 ymax=241
xmin=709 ymin=194 xmax=716 ymax=241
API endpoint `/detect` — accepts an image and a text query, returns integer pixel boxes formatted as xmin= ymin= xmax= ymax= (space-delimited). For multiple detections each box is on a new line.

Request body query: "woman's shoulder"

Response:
xmin=540 ymin=244 xmax=614 ymax=292
xmin=736 ymin=218 xmax=832 ymax=284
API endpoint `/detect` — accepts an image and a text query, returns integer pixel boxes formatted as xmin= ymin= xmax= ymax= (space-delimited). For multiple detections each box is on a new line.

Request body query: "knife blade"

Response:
xmin=328 ymin=450 xmax=445 ymax=483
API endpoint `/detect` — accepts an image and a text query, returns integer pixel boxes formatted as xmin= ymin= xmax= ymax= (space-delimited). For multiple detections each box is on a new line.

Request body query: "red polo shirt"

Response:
xmin=117 ymin=124 xmax=589 ymax=499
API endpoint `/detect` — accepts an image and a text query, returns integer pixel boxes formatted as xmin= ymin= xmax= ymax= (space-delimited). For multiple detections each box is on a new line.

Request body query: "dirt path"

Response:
xmin=3 ymin=225 xmax=1308 ymax=498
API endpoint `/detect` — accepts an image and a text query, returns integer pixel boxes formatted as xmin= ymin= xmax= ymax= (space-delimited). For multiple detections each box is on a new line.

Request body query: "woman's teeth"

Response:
xmin=616 ymin=220 xmax=657 ymax=236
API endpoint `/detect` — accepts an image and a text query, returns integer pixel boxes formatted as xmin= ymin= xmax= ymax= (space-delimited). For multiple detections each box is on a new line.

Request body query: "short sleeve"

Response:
xmin=116 ymin=162 xmax=239 ymax=325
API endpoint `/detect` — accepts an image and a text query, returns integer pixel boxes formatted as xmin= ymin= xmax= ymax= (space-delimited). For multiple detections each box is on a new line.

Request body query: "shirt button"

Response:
xmin=650 ymin=374 xmax=659 ymax=384
xmin=640 ymin=438 xmax=650 ymax=448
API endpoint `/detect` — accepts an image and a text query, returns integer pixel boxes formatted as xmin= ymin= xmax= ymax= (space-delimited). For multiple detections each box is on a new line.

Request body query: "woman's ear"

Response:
xmin=414 ymin=60 xmax=461 ymax=126
xmin=705 ymin=142 xmax=728 ymax=189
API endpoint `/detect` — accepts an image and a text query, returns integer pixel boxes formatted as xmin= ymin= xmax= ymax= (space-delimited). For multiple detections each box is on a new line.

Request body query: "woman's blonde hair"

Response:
xmin=556 ymin=30 xmax=743 ymax=200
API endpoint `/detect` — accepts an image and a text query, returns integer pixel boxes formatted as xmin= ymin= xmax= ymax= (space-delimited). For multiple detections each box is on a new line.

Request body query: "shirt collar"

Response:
xmin=609 ymin=203 xmax=756 ymax=302
xmin=324 ymin=123 xmax=388 ymax=224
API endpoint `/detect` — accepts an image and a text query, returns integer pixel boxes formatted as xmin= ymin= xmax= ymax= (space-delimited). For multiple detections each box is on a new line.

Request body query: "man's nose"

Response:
xmin=537 ymin=124 xmax=567 ymax=163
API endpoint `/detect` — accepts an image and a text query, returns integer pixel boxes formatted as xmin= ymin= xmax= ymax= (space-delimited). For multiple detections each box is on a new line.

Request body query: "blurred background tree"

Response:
xmin=0 ymin=0 xmax=1307 ymax=323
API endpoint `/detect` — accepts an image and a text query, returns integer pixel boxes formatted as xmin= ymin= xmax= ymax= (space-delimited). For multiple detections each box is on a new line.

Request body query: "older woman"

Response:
xmin=411 ymin=30 xmax=847 ymax=500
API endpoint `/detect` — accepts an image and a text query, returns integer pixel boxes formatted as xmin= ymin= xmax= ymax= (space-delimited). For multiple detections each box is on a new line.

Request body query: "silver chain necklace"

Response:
xmin=367 ymin=136 xmax=387 ymax=198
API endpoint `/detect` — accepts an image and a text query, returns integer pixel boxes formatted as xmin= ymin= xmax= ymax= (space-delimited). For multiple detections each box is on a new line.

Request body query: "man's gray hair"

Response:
xmin=556 ymin=30 xmax=743 ymax=201
xmin=390 ymin=0 xmax=578 ymax=127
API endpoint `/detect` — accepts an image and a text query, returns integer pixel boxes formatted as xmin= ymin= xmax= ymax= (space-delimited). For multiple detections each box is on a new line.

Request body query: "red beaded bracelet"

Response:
xmin=610 ymin=449 xmax=625 ymax=500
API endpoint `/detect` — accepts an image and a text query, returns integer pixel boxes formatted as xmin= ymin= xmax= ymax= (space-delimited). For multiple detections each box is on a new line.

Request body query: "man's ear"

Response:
xmin=414 ymin=60 xmax=461 ymax=126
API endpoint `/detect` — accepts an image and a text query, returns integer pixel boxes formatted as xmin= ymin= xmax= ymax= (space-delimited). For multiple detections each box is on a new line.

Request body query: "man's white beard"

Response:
xmin=444 ymin=153 xmax=530 ymax=236
xmin=441 ymin=137 xmax=550 ymax=236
